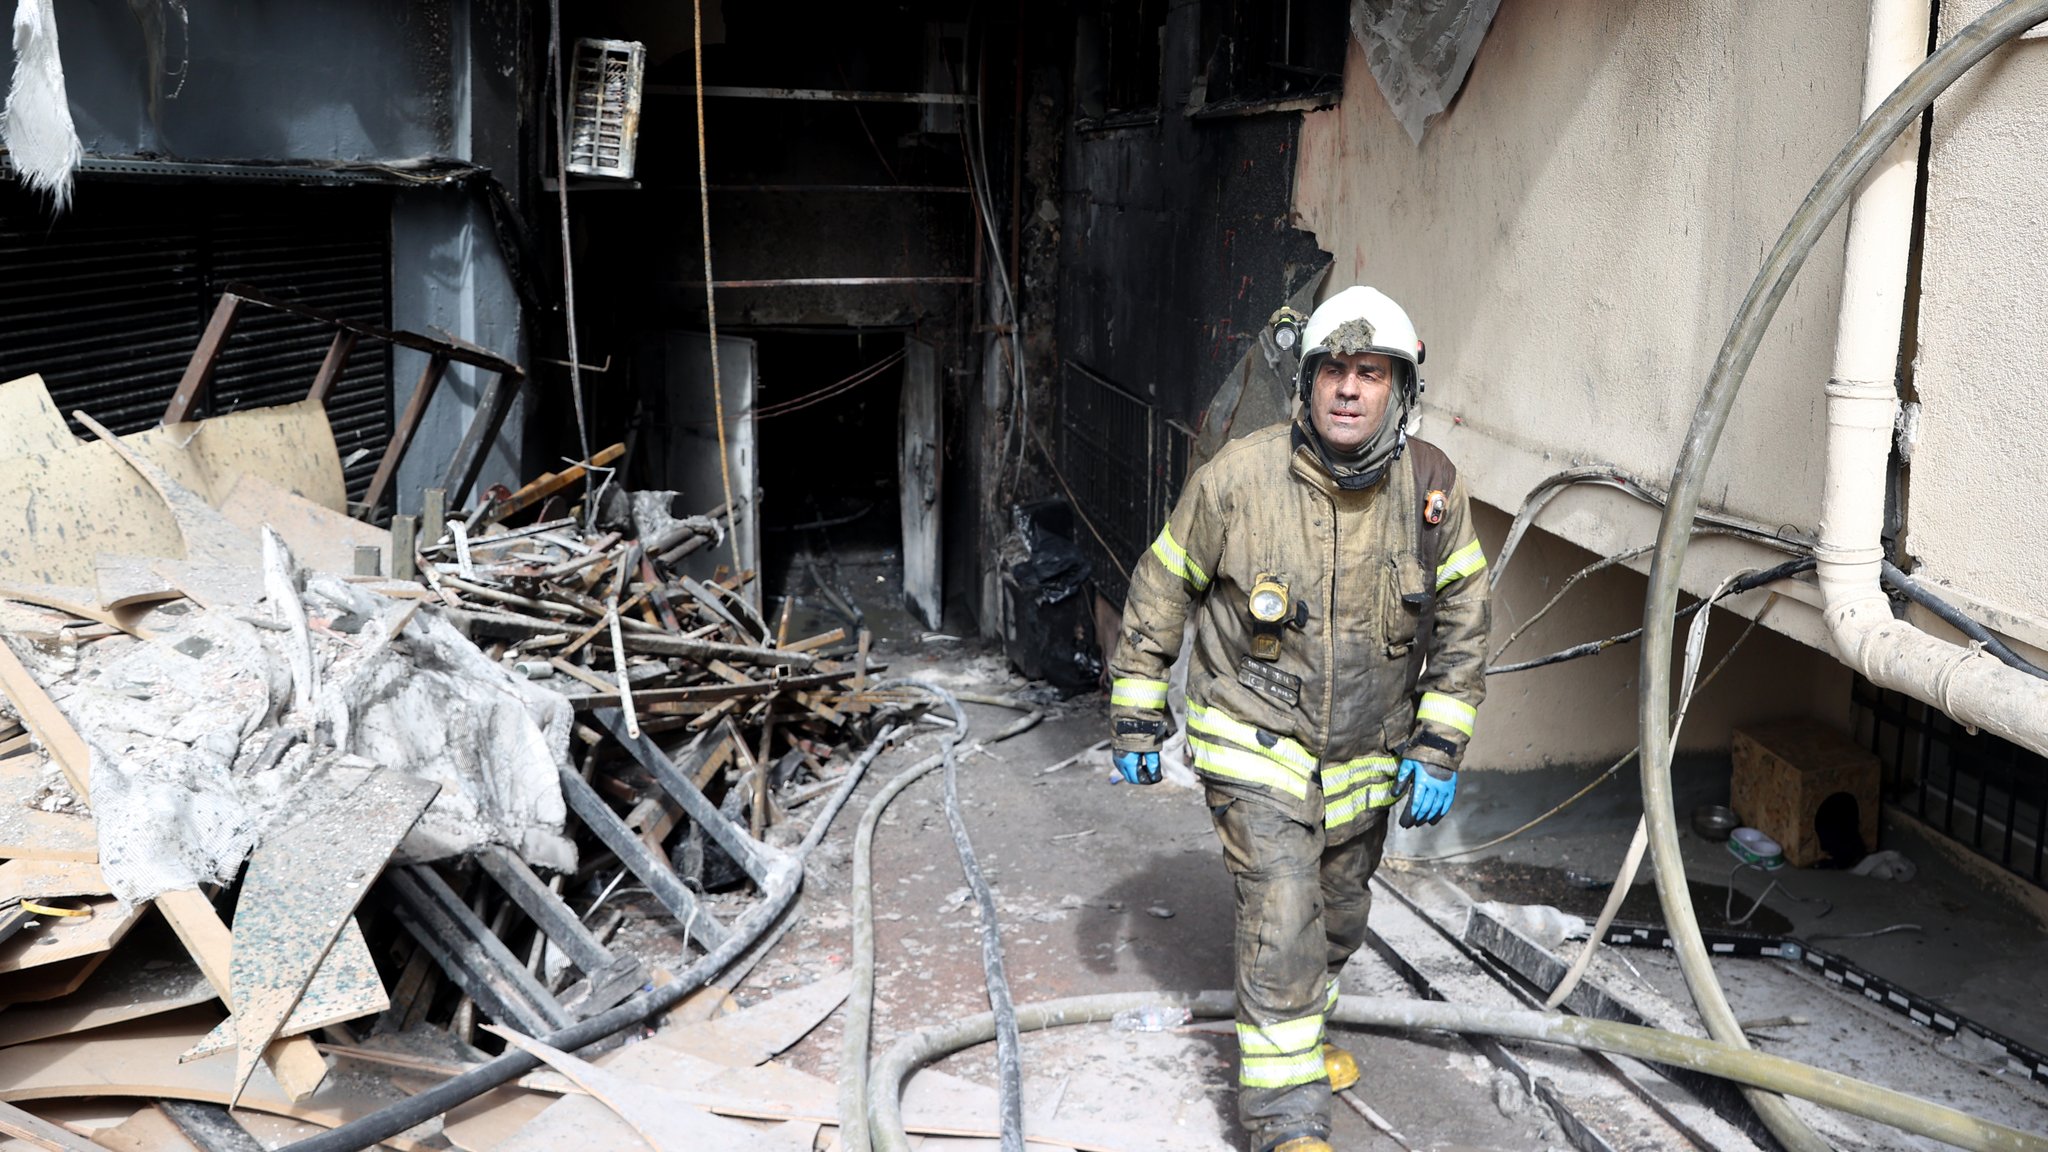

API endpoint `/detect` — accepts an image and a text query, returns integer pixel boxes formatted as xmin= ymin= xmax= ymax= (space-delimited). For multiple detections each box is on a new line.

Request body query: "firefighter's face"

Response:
xmin=1310 ymin=351 xmax=1394 ymax=453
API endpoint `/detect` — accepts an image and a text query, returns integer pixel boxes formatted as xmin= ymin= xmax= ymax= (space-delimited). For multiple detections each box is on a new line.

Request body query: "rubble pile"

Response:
xmin=0 ymin=361 xmax=920 ymax=1146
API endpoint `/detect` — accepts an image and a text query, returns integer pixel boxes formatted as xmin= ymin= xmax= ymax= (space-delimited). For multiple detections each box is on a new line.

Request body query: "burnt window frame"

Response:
xmin=1073 ymin=0 xmax=1168 ymax=128
xmin=1194 ymin=0 xmax=1347 ymax=115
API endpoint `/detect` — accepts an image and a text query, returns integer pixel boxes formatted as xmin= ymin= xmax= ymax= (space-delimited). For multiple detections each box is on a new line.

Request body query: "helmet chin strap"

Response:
xmin=1297 ymin=388 xmax=1414 ymax=491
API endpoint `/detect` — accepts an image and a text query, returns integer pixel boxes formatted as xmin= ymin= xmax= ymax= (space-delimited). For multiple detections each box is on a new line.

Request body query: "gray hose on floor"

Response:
xmin=1635 ymin=5 xmax=2048 ymax=1151
xmin=839 ymin=682 xmax=1035 ymax=1152
xmin=282 ymin=721 xmax=910 ymax=1152
xmin=867 ymin=991 xmax=2047 ymax=1152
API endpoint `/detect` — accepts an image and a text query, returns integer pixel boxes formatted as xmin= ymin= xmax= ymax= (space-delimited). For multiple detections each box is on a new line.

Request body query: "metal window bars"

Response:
xmin=568 ymin=38 xmax=647 ymax=180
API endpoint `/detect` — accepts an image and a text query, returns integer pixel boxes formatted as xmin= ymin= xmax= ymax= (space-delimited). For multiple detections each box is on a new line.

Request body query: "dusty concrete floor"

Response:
xmin=722 ymin=637 xmax=1562 ymax=1152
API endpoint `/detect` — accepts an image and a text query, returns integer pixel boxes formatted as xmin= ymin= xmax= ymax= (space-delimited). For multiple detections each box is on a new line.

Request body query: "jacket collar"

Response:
xmin=1291 ymin=420 xmax=1403 ymax=492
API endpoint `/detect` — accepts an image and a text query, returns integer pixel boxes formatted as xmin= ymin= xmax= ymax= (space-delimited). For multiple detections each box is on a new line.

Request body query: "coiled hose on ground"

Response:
xmin=865 ymin=992 xmax=2047 ymax=1152
xmin=1635 ymin=3 xmax=2048 ymax=1150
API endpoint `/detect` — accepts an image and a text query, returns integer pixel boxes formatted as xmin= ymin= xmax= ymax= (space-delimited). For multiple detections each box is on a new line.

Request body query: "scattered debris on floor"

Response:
xmin=0 ymin=358 xmax=972 ymax=1149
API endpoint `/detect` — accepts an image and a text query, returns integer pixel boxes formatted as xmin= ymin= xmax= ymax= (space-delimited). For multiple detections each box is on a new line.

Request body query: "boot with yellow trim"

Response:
xmin=1321 ymin=1042 xmax=1360 ymax=1092
xmin=1270 ymin=1138 xmax=1335 ymax=1152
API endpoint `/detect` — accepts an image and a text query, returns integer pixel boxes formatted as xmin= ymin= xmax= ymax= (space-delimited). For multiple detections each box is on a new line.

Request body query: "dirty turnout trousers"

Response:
xmin=1211 ymin=791 xmax=1389 ymax=1151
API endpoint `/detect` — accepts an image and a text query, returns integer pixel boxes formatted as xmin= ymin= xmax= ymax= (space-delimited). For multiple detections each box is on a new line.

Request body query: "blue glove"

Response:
xmin=1396 ymin=758 xmax=1457 ymax=826
xmin=1112 ymin=750 xmax=1162 ymax=785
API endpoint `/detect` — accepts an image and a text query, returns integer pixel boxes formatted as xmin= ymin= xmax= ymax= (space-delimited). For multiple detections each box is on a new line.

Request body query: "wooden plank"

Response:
xmin=442 ymin=371 xmax=522 ymax=509
xmin=0 ymin=1011 xmax=430 ymax=1151
xmin=0 ymin=707 xmax=88 ymax=811
xmin=162 ymin=295 xmax=244 ymax=427
xmin=441 ymin=1089 xmax=553 ymax=1152
xmin=0 ymin=1100 xmax=100 ymax=1151
xmin=182 ymin=919 xmax=389 ymax=1060
xmin=305 ymin=332 xmax=358 ymax=407
xmin=556 ymin=767 xmax=729 ymax=951
xmin=477 ymin=444 xmax=626 ymax=527
xmin=0 ymin=860 xmax=107 ymax=903
xmin=0 ymin=587 xmax=154 ymax=642
xmin=653 ymin=970 xmax=849 ymax=1067
xmin=492 ymin=1094 xmax=638 ymax=1152
xmin=87 ymin=1105 xmax=204 ymax=1152
xmin=0 ymin=756 xmax=97 ymax=861
xmin=224 ymin=773 xmax=437 ymax=1106
xmin=485 ymin=1025 xmax=765 ymax=1152
xmin=153 ymin=890 xmax=329 ymax=1103
xmin=0 ymin=941 xmax=213 ymax=1047
xmin=215 ymin=474 xmax=390 ymax=577
xmin=0 ymin=896 xmax=145 ymax=975
xmin=150 ymin=562 xmax=263 ymax=614
xmin=363 ymin=354 xmax=449 ymax=518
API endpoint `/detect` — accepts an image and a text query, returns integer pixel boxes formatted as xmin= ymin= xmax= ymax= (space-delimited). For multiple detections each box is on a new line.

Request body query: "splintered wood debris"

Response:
xmin=0 ymin=358 xmax=952 ymax=1150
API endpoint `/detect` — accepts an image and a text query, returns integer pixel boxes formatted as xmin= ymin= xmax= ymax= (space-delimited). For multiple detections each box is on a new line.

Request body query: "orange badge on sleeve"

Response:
xmin=1423 ymin=489 xmax=1449 ymax=525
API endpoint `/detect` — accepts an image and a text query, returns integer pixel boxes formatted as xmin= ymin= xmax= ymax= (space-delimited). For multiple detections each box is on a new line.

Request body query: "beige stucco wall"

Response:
xmin=1293 ymin=1 xmax=1871 ymax=618
xmin=1288 ymin=1 xmax=1882 ymax=765
xmin=1905 ymin=3 xmax=2048 ymax=634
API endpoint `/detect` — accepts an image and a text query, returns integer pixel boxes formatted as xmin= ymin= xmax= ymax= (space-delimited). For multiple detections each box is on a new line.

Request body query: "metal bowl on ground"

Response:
xmin=1691 ymin=804 xmax=1741 ymax=841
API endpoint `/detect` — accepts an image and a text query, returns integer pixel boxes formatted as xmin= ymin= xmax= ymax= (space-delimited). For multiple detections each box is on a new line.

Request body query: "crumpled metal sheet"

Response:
xmin=1350 ymin=0 xmax=1504 ymax=145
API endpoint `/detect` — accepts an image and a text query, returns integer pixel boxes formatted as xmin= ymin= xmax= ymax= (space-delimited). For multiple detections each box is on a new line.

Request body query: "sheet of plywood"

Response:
xmin=493 ymin=1093 xmax=639 ymax=1152
xmin=153 ymin=890 xmax=328 ymax=1102
xmin=80 ymin=1104 xmax=203 ymax=1152
xmin=0 ymin=954 xmax=109 ymax=1009
xmin=216 ymin=474 xmax=387 ymax=577
xmin=225 ymin=773 xmax=434 ymax=1104
xmin=182 ymin=919 xmax=387 ymax=1061
xmin=0 ymin=1099 xmax=99 ymax=1151
xmin=0 ymin=378 xmax=78 ymax=468
xmin=0 ymin=745 xmax=94 ymax=855
xmin=0 ymin=897 xmax=145 ymax=975
xmin=137 ymin=400 xmax=348 ymax=513
xmin=485 ymin=1025 xmax=764 ymax=1152
xmin=0 ymin=861 xmax=107 ymax=903
xmin=150 ymin=562 xmax=262 ymax=614
xmin=92 ymin=558 xmax=181 ymax=614
xmin=653 ymin=970 xmax=849 ymax=1067
xmin=442 ymin=1089 xmax=555 ymax=1152
xmin=0 ymin=1010 xmax=430 ymax=1151
xmin=0 ymin=941 xmax=213 ymax=1047
xmin=72 ymin=414 xmax=256 ymax=574
xmin=0 ymin=439 xmax=188 ymax=588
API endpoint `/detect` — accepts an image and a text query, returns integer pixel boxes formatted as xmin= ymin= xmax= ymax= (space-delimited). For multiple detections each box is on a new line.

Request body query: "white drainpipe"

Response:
xmin=1820 ymin=0 xmax=2048 ymax=757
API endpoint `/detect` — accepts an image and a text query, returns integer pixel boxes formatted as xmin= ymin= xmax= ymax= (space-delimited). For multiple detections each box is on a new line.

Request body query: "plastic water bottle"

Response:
xmin=1111 ymin=1004 xmax=1192 ymax=1032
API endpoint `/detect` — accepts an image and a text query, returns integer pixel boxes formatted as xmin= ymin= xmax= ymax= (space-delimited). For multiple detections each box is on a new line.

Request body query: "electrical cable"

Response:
xmin=1488 ymin=556 xmax=1812 ymax=676
xmin=1490 ymin=544 xmax=1653 ymax=664
xmin=1725 ymin=862 xmax=1833 ymax=928
xmin=754 ymin=350 xmax=908 ymax=421
xmin=1637 ymin=8 xmax=2048 ymax=1152
xmin=545 ymin=0 xmax=595 ymax=519
xmin=689 ymin=0 xmax=742 ymax=579
xmin=1881 ymin=559 xmax=2048 ymax=681
xmin=1490 ymin=465 xmax=1811 ymax=594
xmin=865 ymin=991 xmax=2047 ymax=1152
xmin=281 ymin=721 xmax=911 ymax=1152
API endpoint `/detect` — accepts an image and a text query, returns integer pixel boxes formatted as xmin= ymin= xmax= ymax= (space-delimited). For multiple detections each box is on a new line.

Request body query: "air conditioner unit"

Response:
xmin=567 ymin=38 xmax=646 ymax=180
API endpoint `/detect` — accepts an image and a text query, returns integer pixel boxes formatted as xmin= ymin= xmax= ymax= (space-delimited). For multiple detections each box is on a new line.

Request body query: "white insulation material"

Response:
xmin=2 ymin=0 xmax=83 ymax=209
xmin=19 ymin=566 xmax=573 ymax=903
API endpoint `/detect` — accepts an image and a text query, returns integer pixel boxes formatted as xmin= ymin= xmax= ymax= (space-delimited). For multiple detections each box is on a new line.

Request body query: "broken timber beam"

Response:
xmin=362 ymin=353 xmax=450 ymax=519
xmin=385 ymin=867 xmax=573 ymax=1038
xmin=556 ymin=766 xmax=730 ymax=953
xmin=442 ymin=371 xmax=525 ymax=509
xmin=592 ymin=712 xmax=774 ymax=890
xmin=475 ymin=443 xmax=626 ymax=527
xmin=438 ymin=606 xmax=817 ymax=668
xmin=305 ymin=331 xmax=359 ymax=407
xmin=162 ymin=293 xmax=245 ymax=425
xmin=474 ymin=847 xmax=643 ymax=1017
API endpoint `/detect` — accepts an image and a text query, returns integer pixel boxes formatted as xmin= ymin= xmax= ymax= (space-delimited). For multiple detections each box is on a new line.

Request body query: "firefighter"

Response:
xmin=1107 ymin=286 xmax=1490 ymax=1152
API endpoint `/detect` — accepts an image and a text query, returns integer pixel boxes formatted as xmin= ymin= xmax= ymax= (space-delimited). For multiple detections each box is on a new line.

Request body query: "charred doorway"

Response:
xmin=752 ymin=330 xmax=941 ymax=643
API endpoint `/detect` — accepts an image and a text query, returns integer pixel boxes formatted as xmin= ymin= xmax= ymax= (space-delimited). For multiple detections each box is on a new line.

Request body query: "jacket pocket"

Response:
xmin=1380 ymin=552 xmax=1429 ymax=657
xmin=1379 ymin=698 xmax=1417 ymax=754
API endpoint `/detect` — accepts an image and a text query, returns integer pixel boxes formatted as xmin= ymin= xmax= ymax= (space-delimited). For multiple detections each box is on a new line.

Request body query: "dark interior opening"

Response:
xmin=752 ymin=330 xmax=920 ymax=643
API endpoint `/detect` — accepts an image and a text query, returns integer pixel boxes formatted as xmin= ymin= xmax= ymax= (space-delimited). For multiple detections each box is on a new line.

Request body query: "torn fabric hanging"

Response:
xmin=2 ymin=0 xmax=83 ymax=209
xmin=1350 ymin=0 xmax=1504 ymax=145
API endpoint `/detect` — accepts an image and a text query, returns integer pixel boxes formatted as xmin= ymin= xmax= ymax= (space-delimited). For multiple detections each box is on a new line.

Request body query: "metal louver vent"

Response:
xmin=568 ymin=38 xmax=646 ymax=180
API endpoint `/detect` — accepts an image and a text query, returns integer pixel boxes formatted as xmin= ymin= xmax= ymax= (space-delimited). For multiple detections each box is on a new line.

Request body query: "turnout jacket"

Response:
xmin=1109 ymin=421 xmax=1490 ymax=835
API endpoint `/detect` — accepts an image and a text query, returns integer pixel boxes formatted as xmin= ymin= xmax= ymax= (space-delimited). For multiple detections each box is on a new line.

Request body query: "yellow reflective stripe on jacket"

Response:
xmin=1417 ymin=691 xmax=1478 ymax=736
xmin=1325 ymin=780 xmax=1399 ymax=828
xmin=1110 ymin=678 xmax=1168 ymax=709
xmin=1187 ymin=704 xmax=1317 ymax=775
xmin=1150 ymin=523 xmax=1210 ymax=591
xmin=1189 ymin=738 xmax=1310 ymax=799
xmin=1322 ymin=755 xmax=1396 ymax=795
xmin=1235 ymin=1013 xmax=1324 ymax=1056
xmin=1435 ymin=538 xmax=1488 ymax=590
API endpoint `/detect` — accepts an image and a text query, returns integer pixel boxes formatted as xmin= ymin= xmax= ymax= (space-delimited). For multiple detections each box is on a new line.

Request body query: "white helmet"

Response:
xmin=1294 ymin=285 xmax=1425 ymax=401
